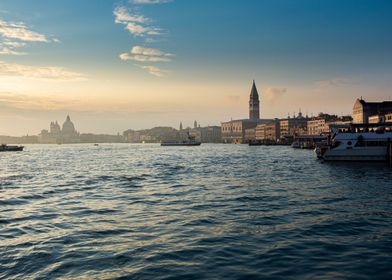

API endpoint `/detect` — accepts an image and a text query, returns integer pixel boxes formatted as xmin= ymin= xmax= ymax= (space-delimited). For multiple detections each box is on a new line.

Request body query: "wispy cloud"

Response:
xmin=0 ymin=17 xmax=58 ymax=56
xmin=0 ymin=19 xmax=49 ymax=42
xmin=130 ymin=0 xmax=172 ymax=4
xmin=316 ymin=77 xmax=359 ymax=87
xmin=0 ymin=61 xmax=86 ymax=81
xmin=0 ymin=40 xmax=26 ymax=55
xmin=225 ymin=95 xmax=241 ymax=103
xmin=114 ymin=6 xmax=149 ymax=24
xmin=114 ymin=2 xmax=173 ymax=76
xmin=0 ymin=92 xmax=78 ymax=111
xmin=125 ymin=22 xmax=162 ymax=36
xmin=120 ymin=46 xmax=173 ymax=62
xmin=264 ymin=87 xmax=287 ymax=104
xmin=114 ymin=5 xmax=162 ymax=37
xmin=138 ymin=65 xmax=167 ymax=77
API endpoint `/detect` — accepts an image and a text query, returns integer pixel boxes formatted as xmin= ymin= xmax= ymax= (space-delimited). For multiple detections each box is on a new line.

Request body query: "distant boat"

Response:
xmin=94 ymin=143 xmax=99 ymax=146
xmin=161 ymin=133 xmax=201 ymax=146
xmin=0 ymin=144 xmax=24 ymax=152
xmin=161 ymin=140 xmax=201 ymax=146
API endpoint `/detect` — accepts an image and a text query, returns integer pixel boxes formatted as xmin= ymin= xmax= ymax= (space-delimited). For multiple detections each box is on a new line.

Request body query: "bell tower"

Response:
xmin=249 ymin=80 xmax=260 ymax=120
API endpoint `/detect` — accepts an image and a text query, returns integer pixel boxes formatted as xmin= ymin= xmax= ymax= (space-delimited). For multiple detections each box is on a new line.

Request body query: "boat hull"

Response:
xmin=161 ymin=142 xmax=201 ymax=146
xmin=322 ymin=147 xmax=388 ymax=161
xmin=0 ymin=145 xmax=24 ymax=152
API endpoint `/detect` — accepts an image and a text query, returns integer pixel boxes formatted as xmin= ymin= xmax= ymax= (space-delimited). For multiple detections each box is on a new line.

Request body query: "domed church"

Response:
xmin=62 ymin=115 xmax=77 ymax=135
xmin=39 ymin=115 xmax=80 ymax=144
xmin=61 ymin=115 xmax=79 ymax=142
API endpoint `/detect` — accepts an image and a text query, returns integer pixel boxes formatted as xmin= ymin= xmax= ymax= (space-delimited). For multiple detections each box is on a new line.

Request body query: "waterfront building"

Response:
xmin=244 ymin=128 xmax=256 ymax=142
xmin=386 ymin=113 xmax=392 ymax=123
xmin=123 ymin=127 xmax=178 ymax=143
xmin=0 ymin=135 xmax=39 ymax=144
xmin=222 ymin=119 xmax=263 ymax=143
xmin=38 ymin=129 xmax=58 ymax=144
xmin=279 ymin=112 xmax=309 ymax=137
xmin=352 ymin=98 xmax=392 ymax=123
xmin=80 ymin=133 xmax=124 ymax=143
xmin=221 ymin=81 xmax=272 ymax=143
xmin=368 ymin=114 xmax=385 ymax=124
xmin=191 ymin=125 xmax=222 ymax=143
xmin=307 ymin=113 xmax=339 ymax=135
xmin=255 ymin=120 xmax=281 ymax=142
xmin=326 ymin=116 xmax=353 ymax=127
xmin=50 ymin=121 xmax=61 ymax=135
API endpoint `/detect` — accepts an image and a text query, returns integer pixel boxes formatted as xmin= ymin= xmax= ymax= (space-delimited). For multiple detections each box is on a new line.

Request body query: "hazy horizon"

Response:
xmin=1 ymin=0 xmax=392 ymax=136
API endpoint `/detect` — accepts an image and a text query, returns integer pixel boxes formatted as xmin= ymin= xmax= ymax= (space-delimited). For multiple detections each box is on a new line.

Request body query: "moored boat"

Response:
xmin=0 ymin=144 xmax=24 ymax=152
xmin=315 ymin=123 xmax=392 ymax=161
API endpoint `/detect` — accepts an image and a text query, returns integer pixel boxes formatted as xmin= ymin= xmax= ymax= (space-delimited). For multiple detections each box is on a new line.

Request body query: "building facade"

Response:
xmin=307 ymin=113 xmax=339 ymax=135
xmin=244 ymin=128 xmax=256 ymax=142
xmin=368 ymin=114 xmax=385 ymax=124
xmin=386 ymin=113 xmax=392 ymax=123
xmin=255 ymin=120 xmax=281 ymax=142
xmin=222 ymin=119 xmax=262 ymax=143
xmin=352 ymin=98 xmax=392 ymax=123
xmin=279 ymin=112 xmax=309 ymax=137
xmin=198 ymin=126 xmax=222 ymax=143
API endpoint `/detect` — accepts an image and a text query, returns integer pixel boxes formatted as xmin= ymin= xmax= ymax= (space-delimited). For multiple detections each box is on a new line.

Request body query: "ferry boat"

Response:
xmin=315 ymin=123 xmax=392 ymax=161
xmin=0 ymin=144 xmax=24 ymax=152
xmin=161 ymin=133 xmax=201 ymax=146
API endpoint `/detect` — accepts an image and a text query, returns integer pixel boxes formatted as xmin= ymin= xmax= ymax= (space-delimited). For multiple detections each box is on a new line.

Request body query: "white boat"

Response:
xmin=316 ymin=123 xmax=392 ymax=161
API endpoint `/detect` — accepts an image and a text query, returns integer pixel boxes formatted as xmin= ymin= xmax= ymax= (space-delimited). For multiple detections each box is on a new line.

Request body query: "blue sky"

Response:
xmin=0 ymin=0 xmax=392 ymax=135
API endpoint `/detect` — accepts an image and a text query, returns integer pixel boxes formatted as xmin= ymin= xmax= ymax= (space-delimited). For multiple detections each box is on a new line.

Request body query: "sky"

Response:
xmin=0 ymin=0 xmax=392 ymax=135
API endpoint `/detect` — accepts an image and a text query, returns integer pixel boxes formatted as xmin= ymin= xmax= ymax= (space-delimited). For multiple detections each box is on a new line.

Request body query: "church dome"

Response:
xmin=62 ymin=115 xmax=76 ymax=134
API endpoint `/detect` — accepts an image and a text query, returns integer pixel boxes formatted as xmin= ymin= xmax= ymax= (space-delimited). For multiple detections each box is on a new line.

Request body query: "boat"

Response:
xmin=315 ymin=123 xmax=392 ymax=161
xmin=0 ymin=144 xmax=24 ymax=152
xmin=292 ymin=135 xmax=327 ymax=149
xmin=291 ymin=141 xmax=301 ymax=149
xmin=161 ymin=133 xmax=201 ymax=146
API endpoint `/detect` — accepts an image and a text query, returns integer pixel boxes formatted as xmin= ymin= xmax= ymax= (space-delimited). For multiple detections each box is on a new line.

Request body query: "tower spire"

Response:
xmin=249 ymin=80 xmax=260 ymax=120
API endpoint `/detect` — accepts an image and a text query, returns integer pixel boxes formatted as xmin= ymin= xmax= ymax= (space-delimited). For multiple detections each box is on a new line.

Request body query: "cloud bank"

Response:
xmin=264 ymin=87 xmax=287 ymax=103
xmin=0 ymin=60 xmax=86 ymax=81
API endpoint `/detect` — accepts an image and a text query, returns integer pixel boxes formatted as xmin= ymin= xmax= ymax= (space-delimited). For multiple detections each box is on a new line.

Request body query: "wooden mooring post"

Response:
xmin=388 ymin=139 xmax=392 ymax=168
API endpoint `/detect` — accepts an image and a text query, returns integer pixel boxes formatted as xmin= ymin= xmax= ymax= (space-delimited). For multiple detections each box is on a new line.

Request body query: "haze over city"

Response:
xmin=1 ymin=0 xmax=392 ymax=135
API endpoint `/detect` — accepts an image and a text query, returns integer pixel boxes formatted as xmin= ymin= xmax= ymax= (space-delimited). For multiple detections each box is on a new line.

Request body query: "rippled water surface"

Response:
xmin=1 ymin=144 xmax=392 ymax=279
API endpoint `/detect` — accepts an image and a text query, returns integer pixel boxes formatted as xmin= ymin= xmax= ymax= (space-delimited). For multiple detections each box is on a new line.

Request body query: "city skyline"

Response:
xmin=1 ymin=0 xmax=392 ymax=135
